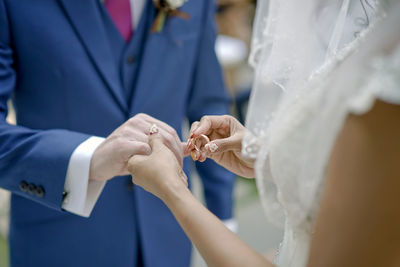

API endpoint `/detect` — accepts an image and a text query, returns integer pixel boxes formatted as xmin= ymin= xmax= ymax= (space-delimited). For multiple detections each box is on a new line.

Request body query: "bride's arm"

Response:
xmin=307 ymin=100 xmax=400 ymax=267
xmin=128 ymin=134 xmax=273 ymax=267
xmin=128 ymin=100 xmax=399 ymax=267
xmin=164 ymin=181 xmax=273 ymax=267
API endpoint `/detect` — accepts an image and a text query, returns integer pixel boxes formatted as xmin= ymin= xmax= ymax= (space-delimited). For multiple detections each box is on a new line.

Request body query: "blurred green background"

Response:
xmin=0 ymin=235 xmax=8 ymax=267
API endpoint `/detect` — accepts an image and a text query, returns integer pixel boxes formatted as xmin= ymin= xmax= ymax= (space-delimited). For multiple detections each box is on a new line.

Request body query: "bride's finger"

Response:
xmin=147 ymin=123 xmax=183 ymax=165
xmin=148 ymin=130 xmax=167 ymax=152
xmin=190 ymin=116 xmax=212 ymax=137
xmin=190 ymin=149 xmax=203 ymax=161
xmin=143 ymin=116 xmax=182 ymax=153
xmin=186 ymin=137 xmax=195 ymax=152
xmin=182 ymin=142 xmax=191 ymax=157
xmin=191 ymin=115 xmax=232 ymax=138
xmin=204 ymin=133 xmax=243 ymax=154
xmin=148 ymin=130 xmax=184 ymax=168
xmin=189 ymin=121 xmax=200 ymax=136
xmin=159 ymin=132 xmax=183 ymax=167
xmin=197 ymin=151 xmax=207 ymax=162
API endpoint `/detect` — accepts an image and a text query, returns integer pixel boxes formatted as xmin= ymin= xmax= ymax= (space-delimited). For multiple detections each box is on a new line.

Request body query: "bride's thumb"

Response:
xmin=205 ymin=134 xmax=242 ymax=154
xmin=148 ymin=127 xmax=164 ymax=152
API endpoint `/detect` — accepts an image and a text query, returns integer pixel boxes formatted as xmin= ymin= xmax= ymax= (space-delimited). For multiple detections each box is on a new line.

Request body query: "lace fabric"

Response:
xmin=244 ymin=0 xmax=377 ymax=160
xmin=244 ymin=0 xmax=380 ymax=228
xmin=243 ymin=0 xmax=400 ymax=266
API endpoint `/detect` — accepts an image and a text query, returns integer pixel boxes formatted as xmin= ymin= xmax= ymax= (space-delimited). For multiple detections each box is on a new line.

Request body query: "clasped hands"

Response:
xmin=89 ymin=113 xmax=254 ymax=202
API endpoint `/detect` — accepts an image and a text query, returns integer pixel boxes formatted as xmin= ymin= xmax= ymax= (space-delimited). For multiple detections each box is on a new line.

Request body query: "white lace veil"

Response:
xmin=243 ymin=0 xmax=379 ymax=227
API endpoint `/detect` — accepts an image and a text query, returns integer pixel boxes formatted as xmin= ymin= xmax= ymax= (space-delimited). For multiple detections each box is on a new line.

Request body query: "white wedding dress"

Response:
xmin=242 ymin=0 xmax=400 ymax=266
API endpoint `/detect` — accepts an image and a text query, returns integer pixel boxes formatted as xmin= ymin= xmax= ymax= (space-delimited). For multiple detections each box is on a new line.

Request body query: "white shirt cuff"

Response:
xmin=62 ymin=136 xmax=106 ymax=217
xmin=222 ymin=218 xmax=238 ymax=233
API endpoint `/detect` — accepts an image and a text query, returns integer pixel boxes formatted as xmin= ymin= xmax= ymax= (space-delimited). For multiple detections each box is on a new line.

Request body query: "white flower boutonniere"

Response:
xmin=151 ymin=0 xmax=190 ymax=33
xmin=167 ymin=0 xmax=187 ymax=9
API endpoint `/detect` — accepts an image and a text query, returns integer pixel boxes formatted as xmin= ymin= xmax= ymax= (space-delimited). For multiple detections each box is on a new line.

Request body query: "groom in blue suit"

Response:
xmin=0 ymin=0 xmax=235 ymax=266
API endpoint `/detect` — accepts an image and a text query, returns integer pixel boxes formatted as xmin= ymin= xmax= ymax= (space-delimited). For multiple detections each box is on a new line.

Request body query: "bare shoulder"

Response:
xmin=307 ymin=100 xmax=400 ymax=267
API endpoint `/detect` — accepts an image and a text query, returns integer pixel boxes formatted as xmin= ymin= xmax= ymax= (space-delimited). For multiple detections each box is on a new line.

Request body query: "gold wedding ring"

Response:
xmin=189 ymin=134 xmax=209 ymax=152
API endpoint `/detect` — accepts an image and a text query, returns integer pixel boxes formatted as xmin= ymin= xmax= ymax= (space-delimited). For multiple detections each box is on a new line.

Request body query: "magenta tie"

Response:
xmin=105 ymin=0 xmax=133 ymax=42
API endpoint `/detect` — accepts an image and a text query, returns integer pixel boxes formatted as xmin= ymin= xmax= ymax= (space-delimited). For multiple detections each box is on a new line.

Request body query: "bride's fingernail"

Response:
xmin=206 ymin=142 xmax=218 ymax=153
xmin=186 ymin=139 xmax=192 ymax=148
xmin=191 ymin=150 xmax=197 ymax=161
xmin=199 ymin=152 xmax=207 ymax=162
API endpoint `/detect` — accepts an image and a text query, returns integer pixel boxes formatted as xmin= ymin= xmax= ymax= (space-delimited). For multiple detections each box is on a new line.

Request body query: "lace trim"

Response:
xmin=349 ymin=44 xmax=400 ymax=114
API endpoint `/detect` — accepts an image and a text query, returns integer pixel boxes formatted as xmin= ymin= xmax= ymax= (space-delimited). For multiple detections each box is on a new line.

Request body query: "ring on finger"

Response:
xmin=149 ymin=124 xmax=159 ymax=135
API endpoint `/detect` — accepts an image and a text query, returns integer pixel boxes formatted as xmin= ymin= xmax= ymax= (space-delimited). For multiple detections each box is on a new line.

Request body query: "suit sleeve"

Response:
xmin=187 ymin=0 xmax=236 ymax=220
xmin=0 ymin=0 xmax=90 ymax=211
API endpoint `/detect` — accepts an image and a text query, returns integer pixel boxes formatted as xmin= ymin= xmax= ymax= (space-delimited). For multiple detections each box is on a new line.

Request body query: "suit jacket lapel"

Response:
xmin=58 ymin=0 xmax=127 ymax=112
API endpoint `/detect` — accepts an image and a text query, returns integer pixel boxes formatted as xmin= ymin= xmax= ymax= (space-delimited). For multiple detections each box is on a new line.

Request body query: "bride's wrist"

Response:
xmin=161 ymin=180 xmax=191 ymax=207
xmin=243 ymin=158 xmax=255 ymax=169
xmin=235 ymin=151 xmax=255 ymax=169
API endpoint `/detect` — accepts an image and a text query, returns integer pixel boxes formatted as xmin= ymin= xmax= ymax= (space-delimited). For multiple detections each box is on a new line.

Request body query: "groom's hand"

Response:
xmin=89 ymin=113 xmax=183 ymax=182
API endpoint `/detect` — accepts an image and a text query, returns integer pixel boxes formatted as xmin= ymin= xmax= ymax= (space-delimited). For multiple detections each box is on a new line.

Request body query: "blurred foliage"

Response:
xmin=0 ymin=235 xmax=8 ymax=267
xmin=235 ymin=176 xmax=259 ymax=208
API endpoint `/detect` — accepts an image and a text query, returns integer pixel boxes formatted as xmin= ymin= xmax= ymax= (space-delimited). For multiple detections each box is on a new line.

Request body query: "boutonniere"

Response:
xmin=151 ymin=0 xmax=190 ymax=33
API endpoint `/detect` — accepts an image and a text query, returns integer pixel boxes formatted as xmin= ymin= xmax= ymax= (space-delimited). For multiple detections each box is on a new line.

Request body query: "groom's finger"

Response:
xmin=124 ymin=141 xmax=152 ymax=159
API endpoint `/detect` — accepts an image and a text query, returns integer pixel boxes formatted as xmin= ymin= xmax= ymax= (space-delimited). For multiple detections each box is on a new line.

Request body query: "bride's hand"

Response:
xmin=128 ymin=132 xmax=188 ymax=201
xmin=186 ymin=115 xmax=255 ymax=178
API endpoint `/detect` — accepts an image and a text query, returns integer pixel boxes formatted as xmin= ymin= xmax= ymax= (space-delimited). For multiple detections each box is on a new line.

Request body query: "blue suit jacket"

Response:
xmin=0 ymin=0 xmax=235 ymax=266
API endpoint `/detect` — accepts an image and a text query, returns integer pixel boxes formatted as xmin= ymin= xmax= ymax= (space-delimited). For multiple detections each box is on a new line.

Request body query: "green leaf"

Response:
xmin=156 ymin=11 xmax=167 ymax=33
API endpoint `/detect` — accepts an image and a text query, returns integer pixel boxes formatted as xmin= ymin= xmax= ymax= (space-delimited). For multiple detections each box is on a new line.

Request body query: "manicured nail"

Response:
xmin=199 ymin=152 xmax=207 ymax=162
xmin=187 ymin=138 xmax=193 ymax=147
xmin=190 ymin=150 xmax=197 ymax=161
xmin=205 ymin=142 xmax=218 ymax=153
